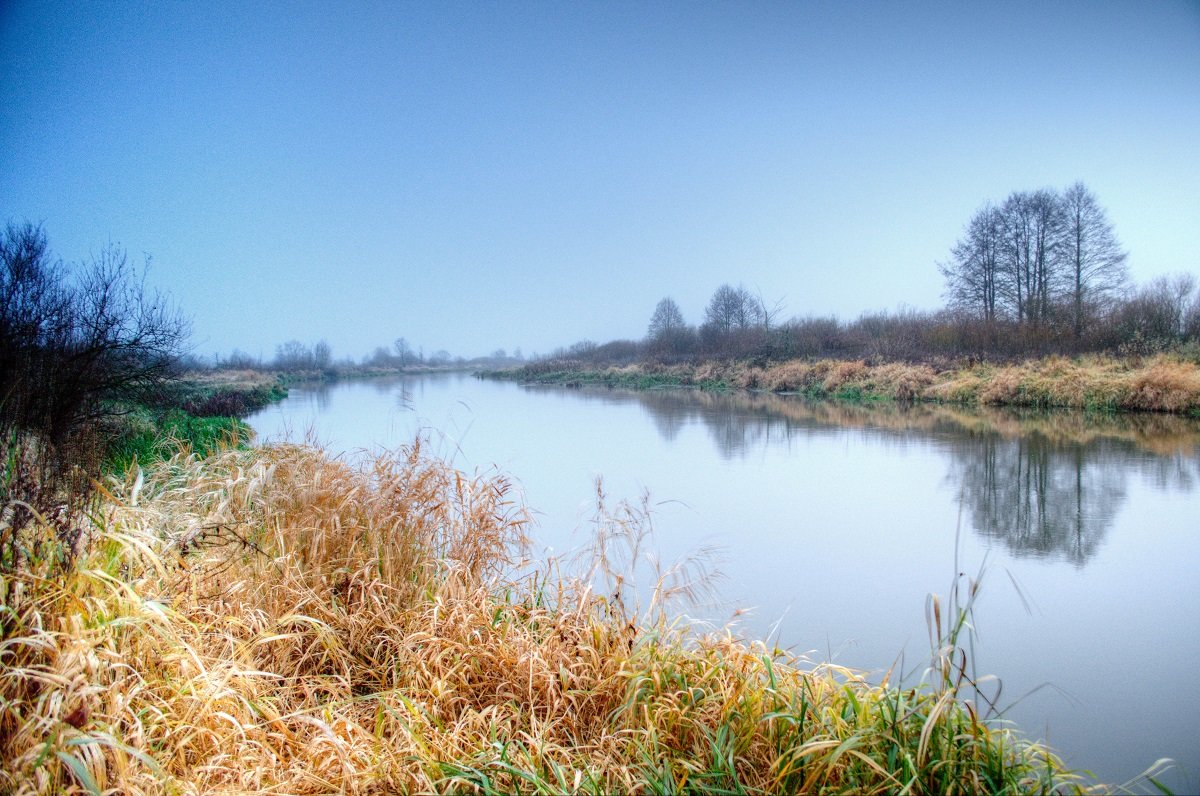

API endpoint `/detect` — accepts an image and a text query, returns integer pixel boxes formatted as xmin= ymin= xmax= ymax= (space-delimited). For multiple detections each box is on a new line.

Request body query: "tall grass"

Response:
xmin=2 ymin=441 xmax=1095 ymax=793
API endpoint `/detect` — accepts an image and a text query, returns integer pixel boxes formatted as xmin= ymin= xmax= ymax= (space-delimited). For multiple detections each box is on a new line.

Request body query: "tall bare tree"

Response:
xmin=998 ymin=189 xmax=1063 ymax=326
xmin=946 ymin=184 xmax=1123 ymax=335
xmin=1027 ymin=188 xmax=1064 ymax=326
xmin=1060 ymin=182 xmax=1128 ymax=338
xmin=998 ymin=191 xmax=1034 ymax=322
xmin=941 ymin=202 xmax=1003 ymax=321
xmin=646 ymin=297 xmax=694 ymax=358
xmin=394 ymin=336 xmax=412 ymax=367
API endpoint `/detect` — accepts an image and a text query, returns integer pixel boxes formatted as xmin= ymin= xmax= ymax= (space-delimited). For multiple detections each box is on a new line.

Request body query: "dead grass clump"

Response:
xmin=962 ymin=356 xmax=1200 ymax=413
xmin=924 ymin=366 xmax=989 ymax=403
xmin=731 ymin=364 xmax=763 ymax=390
xmin=866 ymin=363 xmax=937 ymax=401
xmin=761 ymin=361 xmax=819 ymax=392
xmin=1 ymin=441 xmax=1088 ymax=794
xmin=821 ymin=360 xmax=869 ymax=392
xmin=1125 ymin=357 xmax=1200 ymax=413
xmin=693 ymin=361 xmax=734 ymax=386
xmin=978 ymin=365 xmax=1032 ymax=406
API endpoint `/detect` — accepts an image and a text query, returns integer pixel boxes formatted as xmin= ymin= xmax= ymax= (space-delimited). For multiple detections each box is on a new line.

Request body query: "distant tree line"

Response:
xmin=541 ymin=183 xmax=1198 ymax=367
xmin=205 ymin=336 xmax=525 ymax=373
xmin=275 ymin=339 xmax=332 ymax=372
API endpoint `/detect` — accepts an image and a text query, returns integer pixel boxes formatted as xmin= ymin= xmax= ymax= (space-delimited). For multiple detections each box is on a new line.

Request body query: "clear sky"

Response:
xmin=2 ymin=1 xmax=1198 ymax=361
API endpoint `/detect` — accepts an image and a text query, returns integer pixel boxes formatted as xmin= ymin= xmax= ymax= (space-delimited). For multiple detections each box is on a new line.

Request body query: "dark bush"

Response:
xmin=1 ymin=222 xmax=187 ymax=566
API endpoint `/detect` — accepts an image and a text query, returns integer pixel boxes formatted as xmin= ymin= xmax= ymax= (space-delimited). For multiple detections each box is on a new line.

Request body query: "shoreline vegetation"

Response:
xmin=105 ymin=361 xmax=489 ymax=476
xmin=1 ymin=439 xmax=1103 ymax=794
xmin=484 ymin=354 xmax=1200 ymax=416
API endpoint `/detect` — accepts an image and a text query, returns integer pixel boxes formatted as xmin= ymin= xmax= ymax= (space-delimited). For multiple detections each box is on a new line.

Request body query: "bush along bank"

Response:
xmin=486 ymin=354 xmax=1200 ymax=415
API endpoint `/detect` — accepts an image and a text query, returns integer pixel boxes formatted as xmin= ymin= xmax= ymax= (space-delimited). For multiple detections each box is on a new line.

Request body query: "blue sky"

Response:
xmin=2 ymin=1 xmax=1198 ymax=360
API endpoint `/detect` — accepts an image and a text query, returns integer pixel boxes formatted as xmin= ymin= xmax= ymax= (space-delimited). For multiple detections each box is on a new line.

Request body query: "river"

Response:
xmin=247 ymin=371 xmax=1200 ymax=791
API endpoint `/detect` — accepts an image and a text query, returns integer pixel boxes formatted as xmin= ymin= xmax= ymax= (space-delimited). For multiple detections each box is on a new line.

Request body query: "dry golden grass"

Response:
xmin=941 ymin=355 xmax=1200 ymax=413
xmin=1 ymin=441 xmax=1092 ymax=794
xmin=1126 ymin=358 xmax=1200 ymax=413
xmin=541 ymin=355 xmax=1200 ymax=414
xmin=821 ymin=360 xmax=869 ymax=392
xmin=179 ymin=367 xmax=280 ymax=391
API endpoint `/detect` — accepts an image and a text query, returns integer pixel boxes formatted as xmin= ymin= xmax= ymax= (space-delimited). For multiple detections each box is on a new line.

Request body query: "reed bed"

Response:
xmin=2 ymin=441 xmax=1092 ymax=794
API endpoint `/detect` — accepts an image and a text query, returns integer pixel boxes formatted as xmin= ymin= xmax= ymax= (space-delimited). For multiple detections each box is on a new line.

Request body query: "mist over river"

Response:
xmin=248 ymin=372 xmax=1200 ymax=790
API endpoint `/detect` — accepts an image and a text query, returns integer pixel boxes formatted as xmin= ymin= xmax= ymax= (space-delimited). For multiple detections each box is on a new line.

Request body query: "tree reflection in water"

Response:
xmin=522 ymin=384 xmax=1200 ymax=567
xmin=953 ymin=436 xmax=1125 ymax=565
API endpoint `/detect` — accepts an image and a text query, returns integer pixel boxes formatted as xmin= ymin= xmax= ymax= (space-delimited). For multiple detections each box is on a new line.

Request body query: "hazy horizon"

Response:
xmin=3 ymin=1 xmax=1198 ymax=361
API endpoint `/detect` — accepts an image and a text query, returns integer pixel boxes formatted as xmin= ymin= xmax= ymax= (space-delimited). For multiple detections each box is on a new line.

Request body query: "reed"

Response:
xmin=2 ymin=441 xmax=1099 ymax=793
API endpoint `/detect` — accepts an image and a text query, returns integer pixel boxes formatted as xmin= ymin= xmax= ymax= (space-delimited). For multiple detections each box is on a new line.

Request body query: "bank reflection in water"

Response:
xmin=525 ymin=384 xmax=1200 ymax=567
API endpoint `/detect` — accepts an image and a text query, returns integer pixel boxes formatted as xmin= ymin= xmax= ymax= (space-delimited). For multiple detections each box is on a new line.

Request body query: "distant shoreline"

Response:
xmin=481 ymin=354 xmax=1200 ymax=415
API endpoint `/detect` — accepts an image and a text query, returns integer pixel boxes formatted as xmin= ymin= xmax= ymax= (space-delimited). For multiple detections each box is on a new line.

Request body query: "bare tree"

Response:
xmin=997 ymin=189 xmax=1064 ymax=326
xmin=1 ymin=222 xmax=188 ymax=550
xmin=941 ymin=202 xmax=1003 ymax=321
xmin=312 ymin=339 xmax=332 ymax=369
xmin=1186 ymin=289 xmax=1200 ymax=342
xmin=646 ymin=296 xmax=694 ymax=359
xmin=702 ymin=284 xmax=764 ymax=334
xmin=1060 ymin=182 xmax=1128 ymax=338
xmin=1117 ymin=273 xmax=1197 ymax=345
xmin=7 ymin=236 xmax=188 ymax=440
xmin=647 ymin=297 xmax=685 ymax=339
xmin=394 ymin=336 xmax=411 ymax=367
xmin=274 ymin=340 xmax=312 ymax=371
xmin=755 ymin=289 xmax=786 ymax=330
xmin=997 ymin=192 xmax=1032 ymax=322
xmin=945 ymin=183 xmax=1125 ymax=338
xmin=1027 ymin=188 xmax=1064 ymax=326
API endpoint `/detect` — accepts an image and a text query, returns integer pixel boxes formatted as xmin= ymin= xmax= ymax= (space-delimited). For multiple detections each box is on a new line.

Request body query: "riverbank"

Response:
xmin=0 ymin=440 xmax=1095 ymax=794
xmin=121 ymin=365 xmax=449 ymax=470
xmin=487 ymin=354 xmax=1200 ymax=414
xmin=100 ymin=369 xmax=289 ymax=473
xmin=168 ymin=368 xmax=290 ymax=417
xmin=170 ymin=363 xmax=484 ymax=414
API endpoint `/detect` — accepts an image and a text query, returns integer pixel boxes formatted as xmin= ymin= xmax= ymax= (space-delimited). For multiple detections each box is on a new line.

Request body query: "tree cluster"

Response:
xmin=940 ymin=182 xmax=1129 ymax=338
xmin=272 ymin=339 xmax=332 ymax=372
xmin=640 ymin=284 xmax=780 ymax=361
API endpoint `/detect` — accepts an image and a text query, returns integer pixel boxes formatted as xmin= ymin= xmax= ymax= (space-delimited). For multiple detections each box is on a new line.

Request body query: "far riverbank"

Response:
xmin=483 ymin=354 xmax=1200 ymax=415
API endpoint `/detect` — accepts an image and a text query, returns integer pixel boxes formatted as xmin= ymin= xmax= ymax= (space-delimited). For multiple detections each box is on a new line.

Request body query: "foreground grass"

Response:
xmin=1 ymin=441 xmax=1095 ymax=794
xmin=492 ymin=354 xmax=1200 ymax=414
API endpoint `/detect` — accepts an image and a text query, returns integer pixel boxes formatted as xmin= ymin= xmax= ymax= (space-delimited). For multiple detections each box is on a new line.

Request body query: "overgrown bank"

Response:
xmin=98 ymin=369 xmax=286 ymax=471
xmin=488 ymin=354 xmax=1200 ymax=415
xmin=0 ymin=441 xmax=1097 ymax=794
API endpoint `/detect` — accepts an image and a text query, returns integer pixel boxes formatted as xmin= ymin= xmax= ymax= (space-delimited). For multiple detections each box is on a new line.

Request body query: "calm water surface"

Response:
xmin=247 ymin=372 xmax=1200 ymax=790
